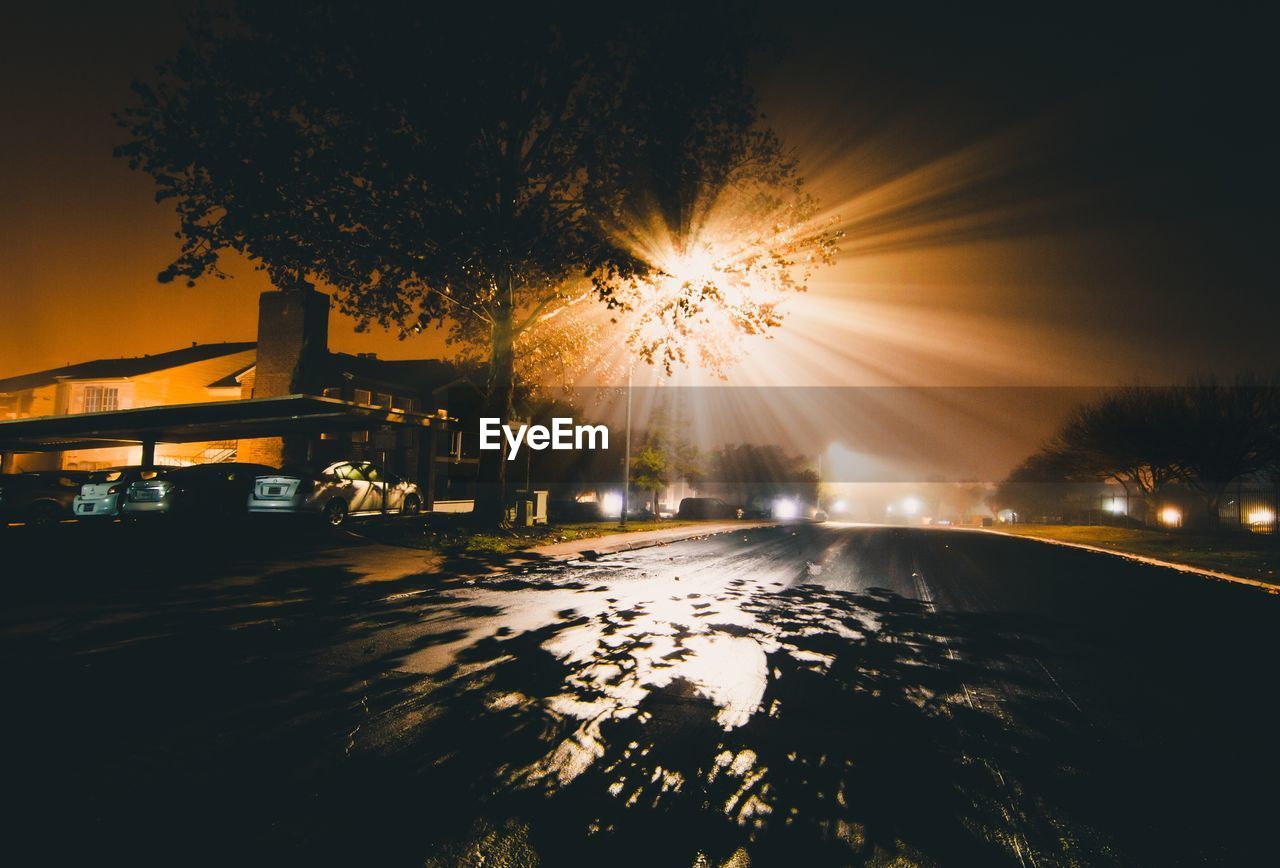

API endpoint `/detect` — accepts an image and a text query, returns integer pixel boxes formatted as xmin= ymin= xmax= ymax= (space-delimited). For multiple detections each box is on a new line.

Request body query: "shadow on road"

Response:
xmin=2 ymin=522 xmax=1273 ymax=865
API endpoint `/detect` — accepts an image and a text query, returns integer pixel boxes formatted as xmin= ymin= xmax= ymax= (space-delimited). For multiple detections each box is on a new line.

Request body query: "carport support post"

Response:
xmin=140 ymin=438 xmax=156 ymax=467
xmin=1 ymin=450 xmax=15 ymax=474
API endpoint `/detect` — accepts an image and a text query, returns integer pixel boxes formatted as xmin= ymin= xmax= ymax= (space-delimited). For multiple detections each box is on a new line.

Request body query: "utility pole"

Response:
xmin=620 ymin=365 xmax=632 ymax=528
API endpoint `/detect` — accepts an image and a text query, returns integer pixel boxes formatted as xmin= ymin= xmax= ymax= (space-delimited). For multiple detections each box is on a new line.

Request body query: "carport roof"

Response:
xmin=0 ymin=394 xmax=443 ymax=453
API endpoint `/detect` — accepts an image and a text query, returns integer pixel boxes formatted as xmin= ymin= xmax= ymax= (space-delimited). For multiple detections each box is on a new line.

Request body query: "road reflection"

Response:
xmin=341 ymin=557 xmax=1064 ymax=866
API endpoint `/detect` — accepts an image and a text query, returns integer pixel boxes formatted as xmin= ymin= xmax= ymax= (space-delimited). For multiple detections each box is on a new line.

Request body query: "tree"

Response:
xmin=628 ymin=404 xmax=701 ymax=517
xmin=1052 ymin=386 xmax=1184 ymax=520
xmin=629 ymin=446 xmax=670 ymax=519
xmin=703 ymin=444 xmax=817 ymax=510
xmin=1172 ymin=375 xmax=1280 ymax=528
xmin=1010 ymin=377 xmax=1280 ymax=531
xmin=991 ymin=449 xmax=1098 ymax=523
xmin=117 ymin=2 xmax=833 ymax=524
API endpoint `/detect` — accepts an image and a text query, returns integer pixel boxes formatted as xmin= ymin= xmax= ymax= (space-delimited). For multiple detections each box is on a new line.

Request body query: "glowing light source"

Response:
xmin=831 ymin=499 xmax=848 ymax=513
xmin=1106 ymin=498 xmax=1126 ymax=514
xmin=1159 ymin=507 xmax=1182 ymax=527
xmin=601 ymin=491 xmax=623 ymax=518
xmin=772 ymin=498 xmax=800 ymax=520
xmin=901 ymin=496 xmax=921 ymax=515
xmin=1248 ymin=508 xmax=1275 ymax=526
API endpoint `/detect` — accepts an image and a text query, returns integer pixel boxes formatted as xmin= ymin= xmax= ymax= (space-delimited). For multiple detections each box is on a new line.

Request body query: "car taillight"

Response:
xmin=107 ymin=485 xmax=121 ymax=495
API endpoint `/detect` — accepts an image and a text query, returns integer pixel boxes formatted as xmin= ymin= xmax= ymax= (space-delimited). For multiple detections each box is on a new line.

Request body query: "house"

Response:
xmin=0 ymin=342 xmax=257 ymax=469
xmin=0 ymin=289 xmax=483 ymax=508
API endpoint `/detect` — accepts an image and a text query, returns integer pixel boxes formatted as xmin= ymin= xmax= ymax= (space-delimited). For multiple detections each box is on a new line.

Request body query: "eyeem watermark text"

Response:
xmin=480 ymin=418 xmax=609 ymax=459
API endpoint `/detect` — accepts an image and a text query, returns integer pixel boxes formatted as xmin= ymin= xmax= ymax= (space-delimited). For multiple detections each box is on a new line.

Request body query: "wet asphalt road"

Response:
xmin=2 ymin=521 xmax=1278 ymax=866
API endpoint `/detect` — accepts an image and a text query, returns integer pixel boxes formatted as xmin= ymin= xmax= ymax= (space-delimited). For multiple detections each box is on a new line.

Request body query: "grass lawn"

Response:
xmin=359 ymin=517 xmax=699 ymax=556
xmin=992 ymin=524 xmax=1280 ymax=583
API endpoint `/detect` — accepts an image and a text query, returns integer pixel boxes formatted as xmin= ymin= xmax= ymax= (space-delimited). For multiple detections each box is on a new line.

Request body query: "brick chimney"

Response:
xmin=239 ymin=289 xmax=331 ymax=467
xmin=251 ymin=289 xmax=330 ymax=398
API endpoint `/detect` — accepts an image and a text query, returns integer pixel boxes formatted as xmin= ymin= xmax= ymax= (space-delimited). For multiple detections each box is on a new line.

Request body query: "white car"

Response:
xmin=247 ymin=461 xmax=423 ymax=527
xmin=74 ymin=467 xmax=164 ymax=519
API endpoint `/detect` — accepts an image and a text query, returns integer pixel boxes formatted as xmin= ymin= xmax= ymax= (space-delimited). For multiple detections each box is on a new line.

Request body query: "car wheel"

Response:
xmin=323 ymin=498 xmax=348 ymax=528
xmin=402 ymin=494 xmax=422 ymax=517
xmin=28 ymin=501 xmax=62 ymax=527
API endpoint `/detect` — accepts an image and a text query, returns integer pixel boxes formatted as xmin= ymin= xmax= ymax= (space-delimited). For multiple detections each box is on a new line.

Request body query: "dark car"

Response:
xmin=122 ymin=462 xmax=277 ymax=521
xmin=0 ymin=470 xmax=92 ymax=526
xmin=549 ymin=498 xmax=607 ymax=522
xmin=676 ymin=497 xmax=743 ymax=520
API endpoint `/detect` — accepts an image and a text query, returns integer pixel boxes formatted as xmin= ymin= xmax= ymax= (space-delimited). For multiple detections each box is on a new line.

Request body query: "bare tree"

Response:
xmin=1053 ymin=386 xmax=1184 ymax=521
xmin=1172 ymin=375 xmax=1280 ymax=528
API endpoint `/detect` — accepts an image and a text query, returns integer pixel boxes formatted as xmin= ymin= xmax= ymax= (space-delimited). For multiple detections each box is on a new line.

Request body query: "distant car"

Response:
xmin=549 ymin=499 xmax=606 ymax=522
xmin=813 ymin=509 xmax=828 ymax=522
xmin=121 ymin=462 xmax=276 ymax=521
xmin=247 ymin=461 xmax=423 ymax=527
xmin=74 ymin=467 xmax=164 ymax=519
xmin=0 ymin=470 xmax=91 ymax=526
xmin=677 ymin=497 xmax=744 ymax=520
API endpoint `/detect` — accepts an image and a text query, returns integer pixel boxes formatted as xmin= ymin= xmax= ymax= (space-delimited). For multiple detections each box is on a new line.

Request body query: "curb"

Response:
xmin=966 ymin=527 xmax=1279 ymax=595
xmin=532 ymin=521 xmax=777 ymax=562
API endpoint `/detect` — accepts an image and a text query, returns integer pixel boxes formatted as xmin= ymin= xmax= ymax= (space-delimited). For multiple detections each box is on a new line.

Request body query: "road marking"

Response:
xmin=909 ymin=565 xmax=1035 ymax=868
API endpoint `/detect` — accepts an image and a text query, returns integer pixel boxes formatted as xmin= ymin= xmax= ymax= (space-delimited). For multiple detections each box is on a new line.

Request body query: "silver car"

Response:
xmin=74 ymin=467 xmax=164 ymax=519
xmin=122 ymin=462 xmax=276 ymax=521
xmin=247 ymin=461 xmax=423 ymax=527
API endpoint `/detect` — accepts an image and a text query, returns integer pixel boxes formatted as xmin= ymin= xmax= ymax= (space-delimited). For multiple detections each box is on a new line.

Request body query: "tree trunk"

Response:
xmin=1205 ymin=483 xmax=1227 ymax=534
xmin=474 ymin=290 xmax=516 ymax=527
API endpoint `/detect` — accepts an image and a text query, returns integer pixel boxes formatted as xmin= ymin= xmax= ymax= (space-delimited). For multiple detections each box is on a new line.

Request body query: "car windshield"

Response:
xmin=87 ymin=469 xmax=127 ymax=483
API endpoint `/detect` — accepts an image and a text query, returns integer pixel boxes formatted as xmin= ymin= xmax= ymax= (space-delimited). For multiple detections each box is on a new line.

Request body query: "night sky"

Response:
xmin=3 ymin=3 xmax=1276 ymax=395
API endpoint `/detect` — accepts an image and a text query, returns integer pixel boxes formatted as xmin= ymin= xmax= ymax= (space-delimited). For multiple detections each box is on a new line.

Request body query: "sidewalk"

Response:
xmin=528 ymin=520 xmax=776 ymax=560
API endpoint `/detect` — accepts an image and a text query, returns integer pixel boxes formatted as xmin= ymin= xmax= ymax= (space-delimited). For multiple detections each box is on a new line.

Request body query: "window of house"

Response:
xmin=393 ymin=396 xmax=414 ymax=411
xmin=82 ymin=386 xmax=119 ymax=413
xmin=353 ymin=389 xmax=372 ymax=405
xmin=322 ymin=387 xmax=342 ymax=399
xmin=376 ymin=392 xmax=392 ymax=407
xmin=352 ymin=430 xmax=369 ymax=443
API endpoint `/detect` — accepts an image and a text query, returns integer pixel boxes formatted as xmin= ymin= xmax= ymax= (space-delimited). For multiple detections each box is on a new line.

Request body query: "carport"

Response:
xmin=0 ymin=394 xmax=451 ymax=504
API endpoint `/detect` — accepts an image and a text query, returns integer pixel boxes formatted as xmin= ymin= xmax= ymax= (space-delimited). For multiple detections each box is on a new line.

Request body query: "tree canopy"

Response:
xmin=116 ymin=1 xmax=836 ymax=522
xmin=1004 ymin=377 xmax=1280 ymax=527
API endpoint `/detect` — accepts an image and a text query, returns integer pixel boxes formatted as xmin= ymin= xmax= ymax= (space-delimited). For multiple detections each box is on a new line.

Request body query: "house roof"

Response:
xmin=0 ymin=342 xmax=257 ymax=394
xmin=324 ymin=353 xmax=459 ymax=394
xmin=0 ymin=394 xmax=441 ymax=453
xmin=206 ymin=362 xmax=256 ymax=389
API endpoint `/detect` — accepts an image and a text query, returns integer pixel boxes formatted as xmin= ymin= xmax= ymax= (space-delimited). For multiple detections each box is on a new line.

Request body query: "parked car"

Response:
xmin=0 ymin=470 xmax=91 ymax=526
xmin=549 ymin=498 xmax=606 ymax=523
xmin=676 ymin=497 xmax=744 ymax=520
xmin=247 ymin=461 xmax=423 ymax=526
xmin=74 ymin=467 xmax=163 ymax=519
xmin=121 ymin=462 xmax=276 ymax=521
